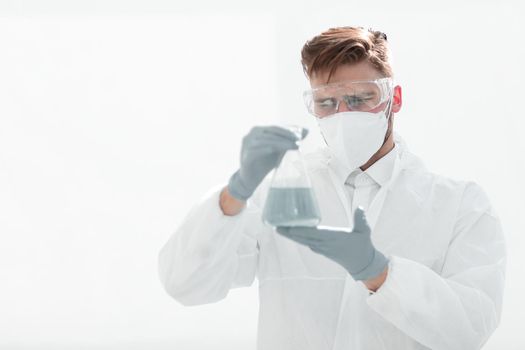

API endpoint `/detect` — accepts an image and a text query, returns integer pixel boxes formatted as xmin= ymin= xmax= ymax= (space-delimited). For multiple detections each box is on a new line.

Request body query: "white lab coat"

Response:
xmin=158 ymin=134 xmax=506 ymax=350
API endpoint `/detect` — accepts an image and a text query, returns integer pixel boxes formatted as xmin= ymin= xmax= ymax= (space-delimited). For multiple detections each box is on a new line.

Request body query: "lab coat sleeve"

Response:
xmin=366 ymin=182 xmax=507 ymax=350
xmin=158 ymin=184 xmax=261 ymax=306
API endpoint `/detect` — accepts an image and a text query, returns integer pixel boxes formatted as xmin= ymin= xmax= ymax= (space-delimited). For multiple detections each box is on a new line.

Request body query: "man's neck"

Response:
xmin=359 ymin=132 xmax=395 ymax=172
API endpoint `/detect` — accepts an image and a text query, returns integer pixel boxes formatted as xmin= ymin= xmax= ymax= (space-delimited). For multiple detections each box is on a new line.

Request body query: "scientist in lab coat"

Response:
xmin=158 ymin=26 xmax=506 ymax=350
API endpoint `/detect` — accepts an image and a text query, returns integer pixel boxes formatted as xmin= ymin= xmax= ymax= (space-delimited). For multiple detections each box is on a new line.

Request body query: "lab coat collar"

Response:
xmin=361 ymin=144 xmax=398 ymax=187
xmin=325 ymin=132 xmax=412 ymax=187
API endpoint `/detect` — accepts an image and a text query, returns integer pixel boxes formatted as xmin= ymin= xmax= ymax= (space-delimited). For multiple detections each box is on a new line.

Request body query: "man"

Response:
xmin=158 ymin=27 xmax=506 ymax=349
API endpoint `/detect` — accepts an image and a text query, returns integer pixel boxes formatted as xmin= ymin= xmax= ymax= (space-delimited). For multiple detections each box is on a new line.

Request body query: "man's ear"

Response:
xmin=392 ymin=85 xmax=402 ymax=113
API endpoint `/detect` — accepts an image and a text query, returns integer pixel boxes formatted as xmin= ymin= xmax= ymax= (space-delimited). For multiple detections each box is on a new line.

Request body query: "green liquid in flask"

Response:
xmin=263 ymin=187 xmax=321 ymax=227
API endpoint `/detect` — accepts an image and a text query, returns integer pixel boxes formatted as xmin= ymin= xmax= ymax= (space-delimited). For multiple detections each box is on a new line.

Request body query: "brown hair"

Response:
xmin=301 ymin=26 xmax=392 ymax=82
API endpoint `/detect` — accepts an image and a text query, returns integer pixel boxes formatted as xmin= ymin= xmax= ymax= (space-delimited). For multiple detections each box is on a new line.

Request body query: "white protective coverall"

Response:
xmin=158 ymin=133 xmax=506 ymax=350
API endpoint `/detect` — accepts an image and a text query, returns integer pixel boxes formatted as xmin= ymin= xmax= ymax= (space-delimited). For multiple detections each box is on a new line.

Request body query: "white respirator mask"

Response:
xmin=317 ymin=110 xmax=389 ymax=172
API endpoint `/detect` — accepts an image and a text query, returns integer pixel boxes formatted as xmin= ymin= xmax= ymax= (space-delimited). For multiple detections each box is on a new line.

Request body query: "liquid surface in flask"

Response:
xmin=263 ymin=187 xmax=321 ymax=227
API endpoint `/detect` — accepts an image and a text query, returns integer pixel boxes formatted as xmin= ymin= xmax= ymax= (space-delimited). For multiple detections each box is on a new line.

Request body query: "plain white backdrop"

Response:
xmin=0 ymin=0 xmax=523 ymax=349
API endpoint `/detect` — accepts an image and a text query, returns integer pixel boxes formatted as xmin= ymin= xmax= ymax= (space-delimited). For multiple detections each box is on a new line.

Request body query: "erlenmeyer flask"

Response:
xmin=262 ymin=126 xmax=321 ymax=227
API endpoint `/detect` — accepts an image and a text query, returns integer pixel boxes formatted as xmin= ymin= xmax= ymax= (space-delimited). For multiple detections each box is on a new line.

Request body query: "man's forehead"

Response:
xmin=311 ymin=81 xmax=381 ymax=97
xmin=310 ymin=61 xmax=384 ymax=87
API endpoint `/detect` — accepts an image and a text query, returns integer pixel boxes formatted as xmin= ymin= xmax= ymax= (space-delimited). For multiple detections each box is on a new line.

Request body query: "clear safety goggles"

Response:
xmin=303 ymin=77 xmax=394 ymax=118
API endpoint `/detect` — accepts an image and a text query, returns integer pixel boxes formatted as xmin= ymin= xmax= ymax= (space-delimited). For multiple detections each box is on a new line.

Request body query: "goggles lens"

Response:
xmin=303 ymin=77 xmax=393 ymax=118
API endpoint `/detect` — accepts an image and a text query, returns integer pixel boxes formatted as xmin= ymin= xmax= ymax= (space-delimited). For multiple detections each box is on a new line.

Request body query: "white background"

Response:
xmin=0 ymin=0 xmax=524 ymax=349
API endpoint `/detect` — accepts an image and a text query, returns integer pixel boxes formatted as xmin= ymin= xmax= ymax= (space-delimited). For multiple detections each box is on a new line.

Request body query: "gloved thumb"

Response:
xmin=301 ymin=127 xmax=309 ymax=140
xmin=353 ymin=207 xmax=370 ymax=233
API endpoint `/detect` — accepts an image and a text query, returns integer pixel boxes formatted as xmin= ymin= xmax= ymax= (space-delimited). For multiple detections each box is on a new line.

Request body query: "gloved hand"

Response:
xmin=228 ymin=126 xmax=308 ymax=201
xmin=276 ymin=207 xmax=389 ymax=281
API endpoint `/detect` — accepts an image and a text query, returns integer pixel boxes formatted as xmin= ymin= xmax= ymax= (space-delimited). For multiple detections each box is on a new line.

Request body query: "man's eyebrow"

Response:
xmin=343 ymin=91 xmax=377 ymax=96
xmin=313 ymin=96 xmax=334 ymax=101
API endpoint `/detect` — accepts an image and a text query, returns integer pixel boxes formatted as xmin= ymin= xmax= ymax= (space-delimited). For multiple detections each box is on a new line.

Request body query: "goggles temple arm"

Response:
xmin=384 ymin=82 xmax=395 ymax=121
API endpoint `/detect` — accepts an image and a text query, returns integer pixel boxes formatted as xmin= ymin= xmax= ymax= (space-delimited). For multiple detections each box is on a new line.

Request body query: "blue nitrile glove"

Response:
xmin=276 ymin=207 xmax=389 ymax=281
xmin=228 ymin=126 xmax=308 ymax=201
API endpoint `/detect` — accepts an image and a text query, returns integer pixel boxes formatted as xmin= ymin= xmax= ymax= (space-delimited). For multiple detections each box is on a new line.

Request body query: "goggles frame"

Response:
xmin=303 ymin=77 xmax=394 ymax=118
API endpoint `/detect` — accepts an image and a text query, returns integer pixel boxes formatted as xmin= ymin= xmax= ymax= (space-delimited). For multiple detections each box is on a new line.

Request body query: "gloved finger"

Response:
xmin=245 ymin=126 xmax=294 ymax=145
xmin=310 ymin=228 xmax=347 ymax=241
xmin=246 ymin=143 xmax=297 ymax=161
xmin=250 ymin=126 xmax=308 ymax=142
xmin=301 ymin=128 xmax=309 ymax=139
xmin=249 ymin=133 xmax=299 ymax=150
xmin=276 ymin=226 xmax=325 ymax=241
xmin=261 ymin=126 xmax=303 ymax=142
xmin=353 ymin=207 xmax=371 ymax=233
xmin=277 ymin=231 xmax=324 ymax=248
xmin=309 ymin=245 xmax=328 ymax=254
